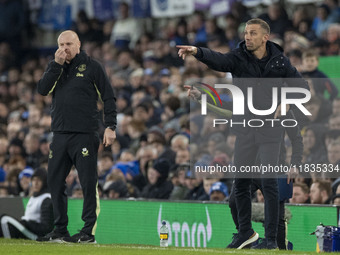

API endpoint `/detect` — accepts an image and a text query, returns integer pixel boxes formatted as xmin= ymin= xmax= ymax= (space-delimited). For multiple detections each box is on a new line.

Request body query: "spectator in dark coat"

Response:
xmin=303 ymin=124 xmax=328 ymax=165
xmin=141 ymin=159 xmax=173 ymax=199
xmin=258 ymin=3 xmax=291 ymax=38
xmin=301 ymin=50 xmax=338 ymax=100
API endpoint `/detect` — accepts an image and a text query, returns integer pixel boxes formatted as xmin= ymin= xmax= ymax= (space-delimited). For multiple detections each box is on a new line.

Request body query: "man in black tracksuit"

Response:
xmin=179 ymin=18 xmax=308 ymax=249
xmin=37 ymin=31 xmax=117 ymax=243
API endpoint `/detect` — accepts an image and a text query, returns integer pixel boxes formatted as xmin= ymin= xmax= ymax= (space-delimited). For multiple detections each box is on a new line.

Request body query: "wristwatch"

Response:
xmin=106 ymin=126 xmax=115 ymax=131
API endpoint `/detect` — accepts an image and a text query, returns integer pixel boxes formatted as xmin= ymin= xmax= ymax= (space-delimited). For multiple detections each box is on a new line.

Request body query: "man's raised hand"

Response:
xmin=176 ymin=45 xmax=198 ymax=60
xmin=55 ymin=48 xmax=67 ymax=65
xmin=184 ymin=85 xmax=201 ymax=101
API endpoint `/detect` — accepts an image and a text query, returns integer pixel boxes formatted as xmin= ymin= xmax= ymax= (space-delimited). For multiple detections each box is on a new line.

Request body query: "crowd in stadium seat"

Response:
xmin=1 ymin=0 xmax=340 ymax=206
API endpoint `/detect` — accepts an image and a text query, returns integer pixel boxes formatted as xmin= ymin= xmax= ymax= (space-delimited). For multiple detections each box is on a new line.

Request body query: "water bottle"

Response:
xmin=160 ymin=220 xmax=169 ymax=247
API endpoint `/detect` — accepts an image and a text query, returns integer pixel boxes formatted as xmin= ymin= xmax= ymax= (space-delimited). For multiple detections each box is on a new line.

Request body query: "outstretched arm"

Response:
xmin=177 ymin=45 xmax=236 ymax=73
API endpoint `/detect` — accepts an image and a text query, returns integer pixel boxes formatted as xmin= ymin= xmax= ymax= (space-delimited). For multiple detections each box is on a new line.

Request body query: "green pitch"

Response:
xmin=1 ymin=239 xmax=339 ymax=255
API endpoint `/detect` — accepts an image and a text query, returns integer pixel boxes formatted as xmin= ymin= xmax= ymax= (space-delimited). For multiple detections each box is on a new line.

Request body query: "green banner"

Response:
xmin=21 ymin=198 xmax=339 ymax=251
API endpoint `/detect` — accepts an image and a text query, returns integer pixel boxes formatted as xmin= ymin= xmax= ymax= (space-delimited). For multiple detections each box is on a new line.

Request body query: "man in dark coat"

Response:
xmin=178 ymin=18 xmax=308 ymax=249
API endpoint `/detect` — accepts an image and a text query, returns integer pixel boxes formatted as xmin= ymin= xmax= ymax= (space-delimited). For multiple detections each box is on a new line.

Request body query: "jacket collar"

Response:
xmin=238 ymin=40 xmax=283 ymax=59
xmin=65 ymin=50 xmax=87 ymax=68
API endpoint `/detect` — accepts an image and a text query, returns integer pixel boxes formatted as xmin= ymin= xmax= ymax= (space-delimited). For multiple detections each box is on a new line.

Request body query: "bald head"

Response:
xmin=57 ymin=30 xmax=81 ymax=63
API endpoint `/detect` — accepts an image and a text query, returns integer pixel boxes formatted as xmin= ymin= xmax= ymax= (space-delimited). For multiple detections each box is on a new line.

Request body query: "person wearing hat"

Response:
xmin=140 ymin=159 xmax=173 ymax=199
xmin=0 ymin=168 xmax=54 ymax=240
xmin=210 ymin=182 xmax=229 ymax=201
xmin=18 ymin=167 xmax=34 ymax=197
xmin=105 ymin=180 xmax=128 ymax=199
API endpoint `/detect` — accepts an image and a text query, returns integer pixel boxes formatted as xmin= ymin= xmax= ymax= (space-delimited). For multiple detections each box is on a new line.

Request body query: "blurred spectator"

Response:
xmin=209 ymin=181 xmax=229 ymax=201
xmin=0 ymin=167 xmax=53 ymax=240
xmin=258 ymin=3 xmax=291 ymax=38
xmin=327 ymin=140 xmax=340 ymax=165
xmin=105 ymin=180 xmax=128 ymax=199
xmin=65 ymin=169 xmax=79 ymax=197
xmin=171 ymin=134 xmax=189 ymax=153
xmin=97 ymin=151 xmax=114 ymax=186
xmin=175 ymin=148 xmax=190 ymax=166
xmin=8 ymin=138 xmax=25 ymax=158
xmin=290 ymin=183 xmax=310 ymax=204
xmin=255 ymin=190 xmax=265 ymax=203
xmin=169 ymin=164 xmax=190 ymax=200
xmin=312 ymin=4 xmax=333 ymax=38
xmin=303 ymin=124 xmax=328 ymax=165
xmin=71 ymin=184 xmax=83 ymax=199
xmin=310 ymin=180 xmax=332 ymax=204
xmin=0 ymin=0 xmax=25 ymax=58
xmin=325 ymin=24 xmax=340 ymax=55
xmin=324 ymin=129 xmax=340 ymax=148
xmin=18 ymin=167 xmax=34 ymax=197
xmin=301 ymin=50 xmax=338 ymax=100
xmin=287 ymin=49 xmax=303 ymax=72
xmin=110 ymin=2 xmax=141 ymax=49
xmin=23 ymin=132 xmax=43 ymax=169
xmin=0 ymin=184 xmax=8 ymax=197
xmin=324 ymin=0 xmax=340 ymax=23
xmin=173 ymin=20 xmax=189 ymax=45
xmin=132 ymin=146 xmax=158 ymax=192
xmin=147 ymin=126 xmax=175 ymax=165
xmin=304 ymin=96 xmax=332 ymax=125
xmin=200 ymin=178 xmax=220 ymax=201
xmin=140 ymin=159 xmax=173 ymax=199
xmin=329 ymin=114 xmax=340 ymax=130
xmin=191 ymin=12 xmax=207 ymax=45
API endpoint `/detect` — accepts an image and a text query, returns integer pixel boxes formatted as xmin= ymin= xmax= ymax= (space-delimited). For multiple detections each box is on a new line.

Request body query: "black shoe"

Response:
xmin=63 ymin=231 xmax=96 ymax=244
xmin=36 ymin=230 xmax=70 ymax=243
xmin=226 ymin=233 xmax=239 ymax=248
xmin=226 ymin=229 xmax=259 ymax=249
xmin=252 ymin=238 xmax=278 ymax=250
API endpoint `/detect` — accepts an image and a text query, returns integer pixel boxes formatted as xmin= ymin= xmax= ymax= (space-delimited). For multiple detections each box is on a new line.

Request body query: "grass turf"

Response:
xmin=0 ymin=239 xmax=338 ymax=255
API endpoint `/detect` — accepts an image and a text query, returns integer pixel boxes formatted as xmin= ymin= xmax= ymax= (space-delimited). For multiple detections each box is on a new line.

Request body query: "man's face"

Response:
xmin=31 ymin=177 xmax=43 ymax=193
xmin=310 ymin=183 xmax=322 ymax=204
xmin=57 ymin=32 xmax=80 ymax=63
xmin=203 ymin=179 xmax=219 ymax=194
xmin=147 ymin=167 xmax=160 ymax=185
xmin=327 ymin=144 xmax=340 ymax=164
xmin=303 ymin=130 xmax=316 ymax=150
xmin=329 ymin=116 xmax=340 ymax=130
xmin=291 ymin=186 xmax=309 ymax=203
xmin=175 ymin=149 xmax=190 ymax=165
xmin=244 ymin=24 xmax=268 ymax=52
xmin=210 ymin=191 xmax=226 ymax=201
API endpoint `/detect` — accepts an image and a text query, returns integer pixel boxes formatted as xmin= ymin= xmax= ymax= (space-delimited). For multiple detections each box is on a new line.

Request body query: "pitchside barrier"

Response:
xmin=0 ymin=198 xmax=333 ymax=251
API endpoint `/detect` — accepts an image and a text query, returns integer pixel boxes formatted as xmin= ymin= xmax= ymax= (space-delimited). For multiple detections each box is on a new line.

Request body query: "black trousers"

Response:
xmin=233 ymin=131 xmax=280 ymax=242
xmin=48 ymin=132 xmax=100 ymax=235
xmin=229 ymin=179 xmax=287 ymax=249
